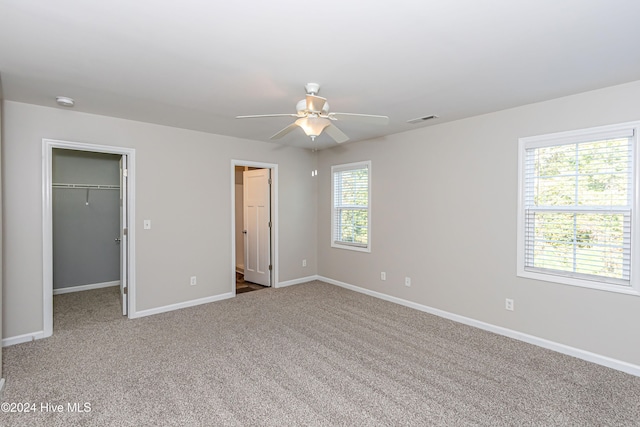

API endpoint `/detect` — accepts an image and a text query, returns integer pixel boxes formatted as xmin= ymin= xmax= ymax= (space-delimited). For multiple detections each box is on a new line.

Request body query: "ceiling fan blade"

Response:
xmin=328 ymin=112 xmax=389 ymax=125
xmin=270 ymin=123 xmax=299 ymax=139
xmin=306 ymin=95 xmax=326 ymax=113
xmin=236 ymin=114 xmax=298 ymax=119
xmin=324 ymin=123 xmax=349 ymax=144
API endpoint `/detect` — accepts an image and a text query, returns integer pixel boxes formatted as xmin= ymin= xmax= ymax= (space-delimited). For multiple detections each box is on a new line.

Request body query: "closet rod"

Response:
xmin=52 ymin=183 xmax=120 ymax=190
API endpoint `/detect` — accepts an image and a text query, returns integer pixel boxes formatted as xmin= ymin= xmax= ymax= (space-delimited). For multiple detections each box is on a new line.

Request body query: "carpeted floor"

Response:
xmin=2 ymin=281 xmax=640 ymax=426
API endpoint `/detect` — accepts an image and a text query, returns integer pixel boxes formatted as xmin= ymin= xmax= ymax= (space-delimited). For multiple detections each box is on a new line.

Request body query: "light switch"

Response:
xmin=144 ymin=220 xmax=151 ymax=230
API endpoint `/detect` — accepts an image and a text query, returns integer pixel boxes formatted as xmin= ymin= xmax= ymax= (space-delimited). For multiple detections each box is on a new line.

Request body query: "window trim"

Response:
xmin=517 ymin=121 xmax=640 ymax=296
xmin=331 ymin=160 xmax=372 ymax=253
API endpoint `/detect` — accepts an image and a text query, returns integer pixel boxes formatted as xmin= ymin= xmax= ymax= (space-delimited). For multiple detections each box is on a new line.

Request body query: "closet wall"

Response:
xmin=52 ymin=149 xmax=121 ymax=291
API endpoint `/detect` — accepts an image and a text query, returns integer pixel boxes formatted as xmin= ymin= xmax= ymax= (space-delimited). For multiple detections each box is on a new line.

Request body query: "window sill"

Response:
xmin=517 ymin=268 xmax=640 ymax=296
xmin=331 ymin=242 xmax=371 ymax=253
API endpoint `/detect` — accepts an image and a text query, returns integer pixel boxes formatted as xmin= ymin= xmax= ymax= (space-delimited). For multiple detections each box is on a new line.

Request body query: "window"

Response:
xmin=332 ymin=161 xmax=371 ymax=252
xmin=517 ymin=122 xmax=640 ymax=295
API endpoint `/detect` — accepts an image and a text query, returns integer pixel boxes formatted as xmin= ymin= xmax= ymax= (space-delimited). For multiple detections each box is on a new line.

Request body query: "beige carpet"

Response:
xmin=2 ymin=281 xmax=640 ymax=426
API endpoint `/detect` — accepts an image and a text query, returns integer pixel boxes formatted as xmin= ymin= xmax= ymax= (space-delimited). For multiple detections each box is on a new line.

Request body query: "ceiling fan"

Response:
xmin=236 ymin=83 xmax=389 ymax=143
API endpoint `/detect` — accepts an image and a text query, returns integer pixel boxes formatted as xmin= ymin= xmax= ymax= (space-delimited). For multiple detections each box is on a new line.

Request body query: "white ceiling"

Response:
xmin=2 ymin=1 xmax=640 ymax=150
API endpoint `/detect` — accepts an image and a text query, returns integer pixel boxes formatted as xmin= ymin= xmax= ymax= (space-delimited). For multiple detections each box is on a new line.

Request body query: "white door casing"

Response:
xmin=43 ymin=139 xmax=136 ymax=337
xmin=243 ymin=169 xmax=271 ymax=286
xmin=119 ymin=156 xmax=128 ymax=316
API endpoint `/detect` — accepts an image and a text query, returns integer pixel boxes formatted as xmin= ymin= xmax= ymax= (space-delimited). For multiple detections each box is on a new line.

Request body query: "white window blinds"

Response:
xmin=523 ymin=133 xmax=633 ymax=286
xmin=332 ymin=161 xmax=370 ymax=251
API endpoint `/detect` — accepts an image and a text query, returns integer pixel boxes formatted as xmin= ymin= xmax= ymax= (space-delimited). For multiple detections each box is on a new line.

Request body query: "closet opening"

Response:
xmin=52 ymin=149 xmax=122 ymax=324
xmin=43 ymin=139 xmax=136 ymax=338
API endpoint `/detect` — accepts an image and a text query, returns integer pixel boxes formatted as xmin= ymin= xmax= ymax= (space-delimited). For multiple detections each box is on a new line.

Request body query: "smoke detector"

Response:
xmin=56 ymin=96 xmax=75 ymax=107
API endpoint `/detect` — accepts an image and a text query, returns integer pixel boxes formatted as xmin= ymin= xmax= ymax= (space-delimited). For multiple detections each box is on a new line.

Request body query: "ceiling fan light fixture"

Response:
xmin=295 ymin=116 xmax=330 ymax=141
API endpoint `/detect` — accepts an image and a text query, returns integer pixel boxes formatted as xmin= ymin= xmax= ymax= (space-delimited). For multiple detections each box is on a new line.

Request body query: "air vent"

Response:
xmin=407 ymin=115 xmax=438 ymax=124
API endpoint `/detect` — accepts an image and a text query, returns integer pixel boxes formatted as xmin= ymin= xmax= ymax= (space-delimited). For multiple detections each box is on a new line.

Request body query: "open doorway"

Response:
xmin=231 ymin=160 xmax=278 ymax=295
xmin=51 ymin=149 xmax=122 ymax=322
xmin=43 ymin=139 xmax=136 ymax=337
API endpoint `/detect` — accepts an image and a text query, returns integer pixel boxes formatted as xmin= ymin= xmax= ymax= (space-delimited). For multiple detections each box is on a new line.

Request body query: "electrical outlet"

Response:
xmin=144 ymin=219 xmax=151 ymax=230
xmin=190 ymin=276 xmax=197 ymax=286
xmin=381 ymin=272 xmax=386 ymax=281
xmin=302 ymin=259 xmax=307 ymax=267
xmin=405 ymin=277 xmax=411 ymax=287
xmin=505 ymin=298 xmax=514 ymax=311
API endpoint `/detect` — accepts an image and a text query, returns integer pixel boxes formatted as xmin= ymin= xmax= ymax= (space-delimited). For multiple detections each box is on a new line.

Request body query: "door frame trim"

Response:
xmin=231 ymin=160 xmax=278 ymax=293
xmin=42 ymin=139 xmax=136 ymax=337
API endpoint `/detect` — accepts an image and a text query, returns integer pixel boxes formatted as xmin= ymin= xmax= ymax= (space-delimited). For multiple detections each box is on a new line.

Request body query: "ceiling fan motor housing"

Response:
xmin=297 ymin=98 xmax=329 ymax=115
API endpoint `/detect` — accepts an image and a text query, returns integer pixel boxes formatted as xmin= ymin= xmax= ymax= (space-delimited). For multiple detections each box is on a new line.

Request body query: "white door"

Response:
xmin=119 ymin=156 xmax=128 ymax=315
xmin=243 ymin=169 xmax=271 ymax=286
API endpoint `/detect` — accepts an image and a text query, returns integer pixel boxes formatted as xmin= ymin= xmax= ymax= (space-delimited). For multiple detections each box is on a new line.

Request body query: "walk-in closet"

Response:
xmin=52 ymin=149 xmax=121 ymax=298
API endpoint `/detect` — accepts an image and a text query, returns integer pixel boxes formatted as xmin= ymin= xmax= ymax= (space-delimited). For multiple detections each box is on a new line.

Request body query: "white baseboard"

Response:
xmin=2 ymin=330 xmax=46 ymax=347
xmin=277 ymin=275 xmax=320 ymax=288
xmin=319 ymin=276 xmax=640 ymax=377
xmin=130 ymin=292 xmax=235 ymax=319
xmin=4 ymin=291 xmax=235 ymax=344
xmin=53 ymin=281 xmax=120 ymax=295
xmin=11 ymin=275 xmax=636 ymax=377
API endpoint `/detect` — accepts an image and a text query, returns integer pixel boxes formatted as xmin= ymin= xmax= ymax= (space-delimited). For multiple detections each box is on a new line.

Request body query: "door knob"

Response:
xmin=115 ymin=237 xmax=121 ymax=244
xmin=242 ymin=230 xmax=247 ymax=234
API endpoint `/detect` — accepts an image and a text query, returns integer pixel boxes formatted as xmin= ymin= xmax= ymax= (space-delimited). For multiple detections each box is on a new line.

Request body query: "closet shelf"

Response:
xmin=53 ymin=183 xmax=120 ymax=190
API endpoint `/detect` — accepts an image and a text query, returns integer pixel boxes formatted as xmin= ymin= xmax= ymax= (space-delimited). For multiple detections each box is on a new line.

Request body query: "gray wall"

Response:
xmin=2 ymin=100 xmax=318 ymax=339
xmin=318 ymin=80 xmax=640 ymax=367
xmin=52 ymin=150 xmax=121 ymax=289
